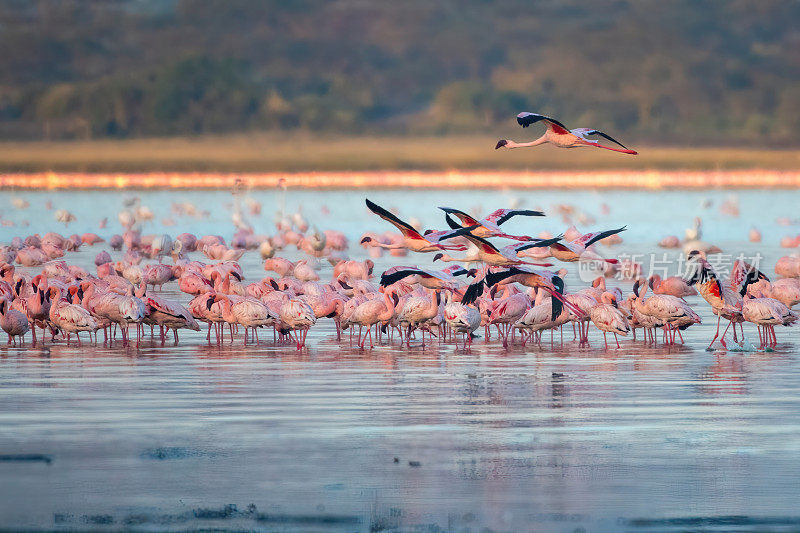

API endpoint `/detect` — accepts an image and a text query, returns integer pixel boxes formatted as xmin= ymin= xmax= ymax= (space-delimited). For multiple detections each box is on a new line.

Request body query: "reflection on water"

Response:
xmin=2 ymin=186 xmax=800 ymax=530
xmin=3 ymin=320 xmax=800 ymax=531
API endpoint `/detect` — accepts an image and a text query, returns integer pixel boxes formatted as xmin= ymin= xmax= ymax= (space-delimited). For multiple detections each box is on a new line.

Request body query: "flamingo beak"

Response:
xmin=360 ymin=237 xmax=371 ymax=244
xmin=495 ymin=139 xmax=508 ymax=150
xmin=433 ymin=253 xmax=443 ymax=262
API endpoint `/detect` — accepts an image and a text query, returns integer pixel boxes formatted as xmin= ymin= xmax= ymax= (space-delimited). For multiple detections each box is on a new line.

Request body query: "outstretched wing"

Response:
xmin=580 ymin=129 xmax=630 ymax=150
xmin=380 ymin=267 xmax=422 ymax=287
xmin=516 ymin=112 xmax=571 ymax=135
xmin=485 ymin=208 xmax=546 ymax=226
xmin=439 ymin=207 xmax=480 ymax=227
xmin=512 ymin=236 xmax=563 ymax=252
xmin=576 ymin=226 xmax=627 ymax=248
xmin=366 ymin=199 xmax=424 ymax=241
xmin=432 ymin=224 xmax=481 ymax=243
xmin=460 ymin=232 xmax=501 ymax=255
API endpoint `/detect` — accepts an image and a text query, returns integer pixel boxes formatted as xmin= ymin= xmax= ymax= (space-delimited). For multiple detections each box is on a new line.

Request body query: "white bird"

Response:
xmin=495 ymin=112 xmax=638 ymax=155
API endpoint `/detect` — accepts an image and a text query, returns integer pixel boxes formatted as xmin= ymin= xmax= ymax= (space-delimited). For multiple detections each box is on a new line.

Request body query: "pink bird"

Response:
xmin=47 ymin=286 xmax=99 ymax=345
xmin=495 ymin=112 xmax=638 ymax=155
xmin=0 ymin=298 xmax=30 ymax=345
xmin=364 ymin=199 xmax=471 ymax=253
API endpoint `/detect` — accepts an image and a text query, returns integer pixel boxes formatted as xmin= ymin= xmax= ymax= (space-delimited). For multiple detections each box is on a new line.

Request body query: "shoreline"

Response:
xmin=2 ymin=169 xmax=800 ymax=190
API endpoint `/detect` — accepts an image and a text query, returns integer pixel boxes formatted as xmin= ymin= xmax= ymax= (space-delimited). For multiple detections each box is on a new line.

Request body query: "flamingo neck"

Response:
xmin=507 ymin=136 xmax=547 ymax=149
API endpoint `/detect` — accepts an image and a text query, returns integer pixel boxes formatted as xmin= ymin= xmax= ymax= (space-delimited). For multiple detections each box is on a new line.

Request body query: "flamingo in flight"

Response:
xmin=364 ymin=199 xmax=474 ymax=253
xmin=438 ymin=207 xmax=544 ymax=241
xmin=495 ymin=112 xmax=638 ymax=155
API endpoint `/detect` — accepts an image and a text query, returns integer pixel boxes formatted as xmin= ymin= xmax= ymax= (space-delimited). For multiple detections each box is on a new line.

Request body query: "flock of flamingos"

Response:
xmin=1 ymin=111 xmax=799 ymax=352
xmin=0 ymin=194 xmax=799 ymax=353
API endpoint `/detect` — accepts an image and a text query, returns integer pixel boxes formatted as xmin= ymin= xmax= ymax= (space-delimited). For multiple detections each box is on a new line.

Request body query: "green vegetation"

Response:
xmin=0 ymin=1 xmax=798 ymax=146
xmin=0 ymin=135 xmax=798 ymax=173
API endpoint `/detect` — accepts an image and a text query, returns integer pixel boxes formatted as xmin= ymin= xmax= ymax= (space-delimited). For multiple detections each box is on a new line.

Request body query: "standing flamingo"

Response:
xmin=0 ymin=298 xmax=30 ymax=345
xmin=495 ymin=112 xmax=638 ymax=155
xmin=48 ymin=287 xmax=99 ymax=345
xmin=589 ymin=292 xmax=630 ymax=349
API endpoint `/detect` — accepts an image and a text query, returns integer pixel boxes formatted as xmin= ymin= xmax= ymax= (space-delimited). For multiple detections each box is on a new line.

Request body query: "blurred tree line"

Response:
xmin=0 ymin=0 xmax=798 ymax=144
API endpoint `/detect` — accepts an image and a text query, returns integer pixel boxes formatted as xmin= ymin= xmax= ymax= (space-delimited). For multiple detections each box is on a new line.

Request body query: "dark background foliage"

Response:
xmin=1 ymin=0 xmax=797 ymax=143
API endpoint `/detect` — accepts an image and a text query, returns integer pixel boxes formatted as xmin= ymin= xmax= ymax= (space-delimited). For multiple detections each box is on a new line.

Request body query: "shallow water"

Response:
xmin=2 ymin=185 xmax=800 ymax=531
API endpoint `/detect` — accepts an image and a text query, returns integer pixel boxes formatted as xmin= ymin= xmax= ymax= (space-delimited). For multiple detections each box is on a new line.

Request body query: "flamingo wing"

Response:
xmin=576 ymin=226 xmax=627 ymax=248
xmin=485 ymin=209 xmax=546 ymax=226
xmin=365 ymin=199 xmax=425 ymax=241
xmin=431 ymin=224 xmax=481 ymax=243
xmin=516 ymin=112 xmax=571 ymax=135
xmin=513 ymin=236 xmax=563 ymax=252
xmin=439 ymin=207 xmax=480 ymax=227
xmin=380 ymin=268 xmax=422 ymax=287
xmin=580 ymin=129 xmax=631 ymax=150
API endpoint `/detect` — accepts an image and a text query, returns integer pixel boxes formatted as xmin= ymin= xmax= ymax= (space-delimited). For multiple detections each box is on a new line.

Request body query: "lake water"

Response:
xmin=2 ymin=184 xmax=800 ymax=531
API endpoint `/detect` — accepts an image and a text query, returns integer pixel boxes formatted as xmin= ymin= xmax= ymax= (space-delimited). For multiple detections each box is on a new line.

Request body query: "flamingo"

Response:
xmin=434 ymin=230 xmax=556 ymax=268
xmin=495 ymin=112 xmax=638 ymax=155
xmin=443 ymin=293 xmax=481 ymax=349
xmin=397 ymin=288 xmax=441 ymax=347
xmin=686 ymin=252 xmax=766 ymax=349
xmin=348 ymin=288 xmax=400 ymax=348
xmin=364 ymin=199 xmax=472 ymax=253
xmin=0 ymin=298 xmax=30 ymax=345
xmin=547 ymin=227 xmax=626 ymax=264
xmin=487 ymin=286 xmax=530 ymax=348
xmin=209 ymin=294 xmax=274 ymax=345
xmin=279 ymin=298 xmax=316 ymax=349
xmin=438 ymin=207 xmax=544 ymax=241
xmin=380 ymin=265 xmax=468 ymax=291
xmin=516 ymin=288 xmax=570 ymax=346
xmin=139 ymin=291 xmax=200 ymax=344
xmin=48 ymin=286 xmax=99 ymax=345
xmin=632 ymin=278 xmax=700 ymax=345
xmin=742 ymin=295 xmax=796 ymax=348
xmin=589 ymin=291 xmax=630 ymax=349
xmin=650 ymin=274 xmax=697 ymax=297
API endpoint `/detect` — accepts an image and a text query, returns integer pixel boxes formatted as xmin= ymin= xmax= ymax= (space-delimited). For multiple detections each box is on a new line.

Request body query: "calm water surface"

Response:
xmin=2 ymin=184 xmax=800 ymax=531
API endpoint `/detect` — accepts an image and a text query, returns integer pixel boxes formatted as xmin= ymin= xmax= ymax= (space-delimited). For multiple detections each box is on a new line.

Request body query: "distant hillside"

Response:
xmin=0 ymin=0 xmax=798 ymax=144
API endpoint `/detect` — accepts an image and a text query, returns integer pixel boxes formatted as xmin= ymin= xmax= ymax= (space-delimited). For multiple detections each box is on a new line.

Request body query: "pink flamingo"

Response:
xmin=0 ymin=298 xmax=30 ymax=345
xmin=47 ymin=286 xmax=99 ymax=345
xmin=495 ymin=112 xmax=638 ymax=154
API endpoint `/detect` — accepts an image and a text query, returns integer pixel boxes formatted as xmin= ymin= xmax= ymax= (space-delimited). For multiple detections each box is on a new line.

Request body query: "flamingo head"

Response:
xmin=495 ymin=139 xmax=508 ymax=150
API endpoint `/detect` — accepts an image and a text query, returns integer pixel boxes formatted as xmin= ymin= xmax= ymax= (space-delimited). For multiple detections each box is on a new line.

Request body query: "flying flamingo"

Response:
xmin=434 ymin=231 xmax=557 ymax=268
xmin=364 ymin=199 xmax=473 ymax=253
xmin=495 ymin=112 xmax=638 ymax=155
xmin=380 ymin=265 xmax=468 ymax=291
xmin=438 ymin=207 xmax=544 ymax=241
xmin=547 ymin=227 xmax=627 ymax=264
